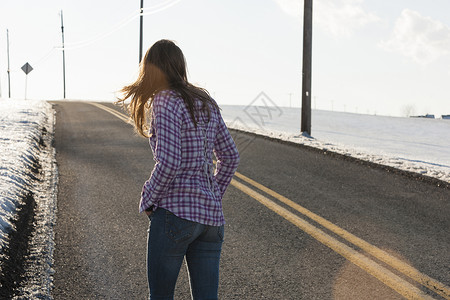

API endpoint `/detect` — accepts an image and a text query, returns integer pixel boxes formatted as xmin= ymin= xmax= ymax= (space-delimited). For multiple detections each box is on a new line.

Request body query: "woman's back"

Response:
xmin=140 ymin=89 xmax=240 ymax=226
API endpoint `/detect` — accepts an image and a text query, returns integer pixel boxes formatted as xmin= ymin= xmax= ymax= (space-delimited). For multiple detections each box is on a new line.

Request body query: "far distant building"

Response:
xmin=411 ymin=114 xmax=435 ymax=119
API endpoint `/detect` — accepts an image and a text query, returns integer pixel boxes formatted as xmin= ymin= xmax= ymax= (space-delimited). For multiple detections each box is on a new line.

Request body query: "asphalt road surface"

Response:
xmin=52 ymin=101 xmax=449 ymax=300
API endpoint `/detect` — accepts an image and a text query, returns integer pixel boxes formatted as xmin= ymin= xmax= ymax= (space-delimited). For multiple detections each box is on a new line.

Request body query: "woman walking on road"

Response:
xmin=117 ymin=39 xmax=240 ymax=300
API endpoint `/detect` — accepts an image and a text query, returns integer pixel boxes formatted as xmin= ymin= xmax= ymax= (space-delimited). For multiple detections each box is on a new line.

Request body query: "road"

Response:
xmin=52 ymin=101 xmax=450 ymax=300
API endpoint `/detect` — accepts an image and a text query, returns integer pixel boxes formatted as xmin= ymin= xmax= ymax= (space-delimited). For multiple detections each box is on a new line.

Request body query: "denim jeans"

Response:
xmin=147 ymin=208 xmax=224 ymax=300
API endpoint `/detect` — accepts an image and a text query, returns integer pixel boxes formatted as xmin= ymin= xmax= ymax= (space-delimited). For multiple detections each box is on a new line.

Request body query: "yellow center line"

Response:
xmin=88 ymin=102 xmax=130 ymax=123
xmin=90 ymin=102 xmax=448 ymax=299
xmin=231 ymin=179 xmax=434 ymax=300
xmin=233 ymin=172 xmax=450 ymax=299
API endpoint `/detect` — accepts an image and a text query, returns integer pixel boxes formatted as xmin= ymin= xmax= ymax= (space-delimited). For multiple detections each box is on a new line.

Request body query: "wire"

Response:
xmin=31 ymin=47 xmax=58 ymax=67
xmin=11 ymin=1 xmax=184 ymax=71
xmin=54 ymin=0 xmax=183 ymax=51
xmin=142 ymin=0 xmax=183 ymax=14
xmin=54 ymin=9 xmax=140 ymax=50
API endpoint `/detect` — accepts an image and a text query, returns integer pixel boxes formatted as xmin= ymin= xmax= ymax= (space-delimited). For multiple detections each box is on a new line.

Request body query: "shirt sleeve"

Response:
xmin=139 ymin=92 xmax=182 ymax=212
xmin=213 ymin=114 xmax=240 ymax=199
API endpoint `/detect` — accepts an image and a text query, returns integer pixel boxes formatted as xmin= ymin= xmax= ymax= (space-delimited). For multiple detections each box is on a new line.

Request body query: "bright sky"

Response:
xmin=1 ymin=0 xmax=449 ymax=117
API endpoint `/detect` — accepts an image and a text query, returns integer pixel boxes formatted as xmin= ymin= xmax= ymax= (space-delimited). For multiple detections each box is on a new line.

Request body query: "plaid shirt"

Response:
xmin=139 ymin=90 xmax=240 ymax=226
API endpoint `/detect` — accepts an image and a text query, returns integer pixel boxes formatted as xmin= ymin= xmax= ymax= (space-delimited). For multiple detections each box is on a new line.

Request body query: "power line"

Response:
xmin=54 ymin=9 xmax=139 ymax=50
xmin=31 ymin=47 xmax=58 ymax=67
xmin=4 ymin=0 xmax=182 ymax=82
xmin=54 ymin=0 xmax=183 ymax=51
xmin=2 ymin=0 xmax=182 ymax=96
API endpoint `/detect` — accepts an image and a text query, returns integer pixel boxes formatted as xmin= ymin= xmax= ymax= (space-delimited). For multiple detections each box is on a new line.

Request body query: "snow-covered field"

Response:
xmin=0 ymin=99 xmax=57 ymax=298
xmin=221 ymin=104 xmax=450 ymax=184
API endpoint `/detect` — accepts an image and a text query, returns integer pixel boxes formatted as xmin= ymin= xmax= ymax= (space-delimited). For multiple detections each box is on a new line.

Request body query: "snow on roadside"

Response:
xmin=0 ymin=99 xmax=57 ymax=299
xmin=221 ymin=105 xmax=450 ymax=184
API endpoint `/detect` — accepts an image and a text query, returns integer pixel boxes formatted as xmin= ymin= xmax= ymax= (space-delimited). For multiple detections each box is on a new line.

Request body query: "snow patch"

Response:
xmin=0 ymin=99 xmax=57 ymax=299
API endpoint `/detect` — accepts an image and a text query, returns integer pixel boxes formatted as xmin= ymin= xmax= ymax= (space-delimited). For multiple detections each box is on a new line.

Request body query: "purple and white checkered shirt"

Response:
xmin=139 ymin=90 xmax=240 ymax=226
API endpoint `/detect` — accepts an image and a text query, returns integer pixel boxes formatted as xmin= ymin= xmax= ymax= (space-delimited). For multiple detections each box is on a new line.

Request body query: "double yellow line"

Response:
xmin=88 ymin=102 xmax=130 ymax=123
xmin=90 ymin=102 xmax=450 ymax=300
xmin=231 ymin=174 xmax=449 ymax=300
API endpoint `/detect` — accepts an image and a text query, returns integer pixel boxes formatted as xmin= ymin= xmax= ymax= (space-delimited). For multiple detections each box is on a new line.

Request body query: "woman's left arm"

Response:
xmin=139 ymin=92 xmax=182 ymax=213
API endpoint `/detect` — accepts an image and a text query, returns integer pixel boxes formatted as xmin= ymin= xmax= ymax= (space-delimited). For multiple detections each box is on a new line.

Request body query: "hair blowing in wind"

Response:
xmin=117 ymin=39 xmax=219 ymax=137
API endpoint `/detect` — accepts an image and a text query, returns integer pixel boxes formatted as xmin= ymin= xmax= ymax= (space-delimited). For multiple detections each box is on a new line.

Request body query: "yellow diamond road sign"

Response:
xmin=21 ymin=62 xmax=33 ymax=75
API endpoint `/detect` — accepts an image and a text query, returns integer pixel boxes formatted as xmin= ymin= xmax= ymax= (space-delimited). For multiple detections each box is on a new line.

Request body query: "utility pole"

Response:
xmin=0 ymin=59 xmax=1 ymax=98
xmin=7 ymin=29 xmax=11 ymax=98
xmin=139 ymin=0 xmax=144 ymax=64
xmin=60 ymin=10 xmax=66 ymax=99
xmin=301 ymin=0 xmax=313 ymax=135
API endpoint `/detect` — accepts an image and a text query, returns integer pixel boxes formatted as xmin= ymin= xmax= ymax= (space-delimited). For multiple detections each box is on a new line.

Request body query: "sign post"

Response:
xmin=21 ymin=62 xmax=33 ymax=100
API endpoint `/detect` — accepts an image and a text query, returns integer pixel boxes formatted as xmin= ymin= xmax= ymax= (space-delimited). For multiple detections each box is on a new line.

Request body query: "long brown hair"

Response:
xmin=116 ymin=39 xmax=219 ymax=137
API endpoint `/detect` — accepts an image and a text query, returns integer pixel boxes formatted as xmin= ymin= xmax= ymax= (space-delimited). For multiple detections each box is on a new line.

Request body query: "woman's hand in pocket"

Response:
xmin=145 ymin=206 xmax=154 ymax=218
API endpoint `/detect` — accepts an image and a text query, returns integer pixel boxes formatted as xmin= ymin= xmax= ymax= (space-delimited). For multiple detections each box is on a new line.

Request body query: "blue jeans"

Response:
xmin=147 ymin=208 xmax=224 ymax=300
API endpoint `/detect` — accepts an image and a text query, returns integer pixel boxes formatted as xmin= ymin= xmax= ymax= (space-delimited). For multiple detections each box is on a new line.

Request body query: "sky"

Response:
xmin=0 ymin=0 xmax=449 ymax=117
